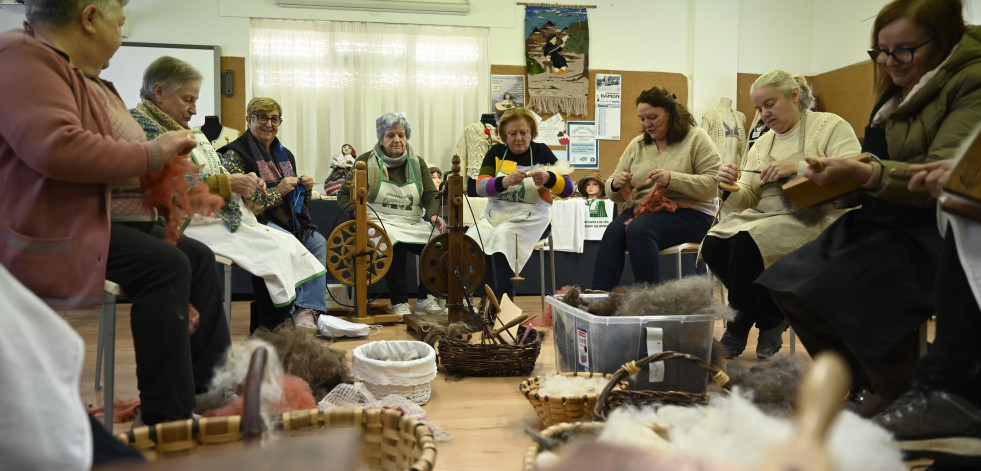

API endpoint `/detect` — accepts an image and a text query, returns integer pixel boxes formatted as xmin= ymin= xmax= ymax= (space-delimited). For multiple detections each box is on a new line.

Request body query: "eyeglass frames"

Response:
xmin=867 ymin=38 xmax=933 ymax=65
xmin=251 ymin=114 xmax=283 ymax=126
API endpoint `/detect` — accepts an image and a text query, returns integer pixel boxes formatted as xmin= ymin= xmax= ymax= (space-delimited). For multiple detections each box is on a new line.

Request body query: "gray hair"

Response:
xmin=375 ymin=112 xmax=412 ymax=141
xmin=751 ymin=70 xmax=814 ymax=112
xmin=139 ymin=56 xmax=203 ymax=103
xmin=27 ymin=0 xmax=129 ymax=28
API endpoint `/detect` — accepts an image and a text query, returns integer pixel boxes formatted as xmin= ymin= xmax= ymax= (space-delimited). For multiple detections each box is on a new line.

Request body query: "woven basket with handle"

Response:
xmin=518 ymin=372 xmax=628 ymax=427
xmin=592 ymin=350 xmax=731 ymax=421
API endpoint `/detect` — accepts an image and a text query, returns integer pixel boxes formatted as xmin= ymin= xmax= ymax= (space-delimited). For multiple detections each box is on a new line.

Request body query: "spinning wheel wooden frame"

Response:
xmin=325 ymin=161 xmax=399 ymax=324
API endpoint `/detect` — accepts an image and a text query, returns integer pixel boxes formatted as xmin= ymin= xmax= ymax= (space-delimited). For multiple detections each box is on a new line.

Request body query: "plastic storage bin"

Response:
xmin=546 ymin=294 xmax=715 ymax=393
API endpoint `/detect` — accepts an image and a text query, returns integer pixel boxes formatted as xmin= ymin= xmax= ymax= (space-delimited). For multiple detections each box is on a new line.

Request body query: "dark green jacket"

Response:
xmin=877 ymin=25 xmax=981 ymax=206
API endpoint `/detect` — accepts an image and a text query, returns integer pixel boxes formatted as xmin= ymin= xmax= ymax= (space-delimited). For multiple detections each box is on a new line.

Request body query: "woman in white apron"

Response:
xmin=130 ymin=57 xmax=327 ymax=329
xmin=466 ymin=108 xmax=574 ymax=299
xmin=703 ymin=70 xmax=860 ymax=359
xmin=336 ymin=113 xmax=446 ymax=318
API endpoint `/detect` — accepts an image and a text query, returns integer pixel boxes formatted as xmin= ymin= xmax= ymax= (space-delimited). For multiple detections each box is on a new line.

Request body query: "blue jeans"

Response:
xmin=267 ymin=221 xmax=328 ymax=312
xmin=592 ymin=206 xmax=713 ymax=290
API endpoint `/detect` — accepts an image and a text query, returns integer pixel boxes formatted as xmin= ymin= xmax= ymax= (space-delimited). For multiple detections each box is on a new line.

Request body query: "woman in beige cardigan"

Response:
xmin=592 ymin=86 xmax=721 ymax=289
xmin=703 ymin=70 xmax=861 ymax=360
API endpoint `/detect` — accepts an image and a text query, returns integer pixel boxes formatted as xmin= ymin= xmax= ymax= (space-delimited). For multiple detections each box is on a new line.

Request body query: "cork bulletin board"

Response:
xmin=736 ymin=61 xmax=874 ymax=146
xmin=491 ymin=64 xmax=688 ymax=186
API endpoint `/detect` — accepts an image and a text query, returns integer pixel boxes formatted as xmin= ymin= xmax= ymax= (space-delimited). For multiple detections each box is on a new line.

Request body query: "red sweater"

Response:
xmin=0 ymin=28 xmax=163 ymax=310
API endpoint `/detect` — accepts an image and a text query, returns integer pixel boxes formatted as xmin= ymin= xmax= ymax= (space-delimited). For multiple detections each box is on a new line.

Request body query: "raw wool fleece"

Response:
xmin=725 ymin=354 xmax=808 ymax=417
xmin=599 ymin=394 xmax=905 ymax=471
xmin=206 ymin=338 xmax=284 ymax=431
xmin=252 ymin=323 xmax=351 ymax=400
xmin=536 ymin=374 xmax=610 ymax=397
xmin=562 ymin=278 xmax=735 ymax=320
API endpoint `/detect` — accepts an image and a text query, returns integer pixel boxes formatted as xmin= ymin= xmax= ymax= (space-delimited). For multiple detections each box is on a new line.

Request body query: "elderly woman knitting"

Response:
xmin=466 ymin=107 xmax=574 ymax=300
xmin=219 ymin=97 xmax=329 ymax=329
xmin=336 ymin=112 xmax=447 ymax=318
xmin=131 ymin=56 xmax=328 ymax=330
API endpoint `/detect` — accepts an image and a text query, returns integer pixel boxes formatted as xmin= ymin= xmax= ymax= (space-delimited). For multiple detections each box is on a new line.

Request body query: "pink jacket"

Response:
xmin=0 ymin=29 xmax=164 ymax=310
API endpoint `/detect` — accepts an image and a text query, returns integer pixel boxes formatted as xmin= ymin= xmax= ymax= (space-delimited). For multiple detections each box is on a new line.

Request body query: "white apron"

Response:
xmin=707 ymin=117 xmax=844 ymax=268
xmin=466 ymin=156 xmax=552 ymax=273
xmin=367 ymin=175 xmax=435 ymax=245
xmin=183 ymin=131 xmax=326 ymax=307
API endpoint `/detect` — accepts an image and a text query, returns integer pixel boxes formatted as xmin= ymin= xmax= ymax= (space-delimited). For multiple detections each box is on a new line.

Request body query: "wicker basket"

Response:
xmin=353 ymin=340 xmax=437 ymax=405
xmin=116 ymin=408 xmax=437 ymax=470
xmin=519 ymin=372 xmax=628 ymax=427
xmin=437 ymin=325 xmax=543 ymax=377
xmin=592 ymin=351 xmax=731 ymax=421
xmin=521 ymin=420 xmax=669 ymax=471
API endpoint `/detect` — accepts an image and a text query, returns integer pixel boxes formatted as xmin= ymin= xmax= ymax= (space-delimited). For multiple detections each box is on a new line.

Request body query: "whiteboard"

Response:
xmin=100 ymin=42 xmax=220 ymax=129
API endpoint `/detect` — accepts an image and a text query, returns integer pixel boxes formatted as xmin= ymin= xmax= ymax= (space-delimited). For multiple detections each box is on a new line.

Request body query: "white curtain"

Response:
xmin=250 ymin=18 xmax=490 ymax=183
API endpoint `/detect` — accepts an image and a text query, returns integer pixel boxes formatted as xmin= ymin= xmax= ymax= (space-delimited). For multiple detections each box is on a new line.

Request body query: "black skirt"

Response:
xmin=755 ymin=195 xmax=942 ymax=363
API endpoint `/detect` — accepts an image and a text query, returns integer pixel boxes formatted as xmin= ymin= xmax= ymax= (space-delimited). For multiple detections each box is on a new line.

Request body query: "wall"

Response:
xmin=0 ymin=0 xmax=891 ymax=174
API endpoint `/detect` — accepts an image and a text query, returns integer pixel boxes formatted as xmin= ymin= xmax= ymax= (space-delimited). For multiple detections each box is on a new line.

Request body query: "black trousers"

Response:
xmin=701 ymin=232 xmax=785 ymax=335
xmin=387 ymin=242 xmax=430 ymax=305
xmin=106 ymin=223 xmax=230 ymax=421
xmin=482 ymin=252 xmax=516 ymax=301
xmin=914 ymin=225 xmax=981 ymax=405
xmin=767 ymin=287 xmax=918 ymax=402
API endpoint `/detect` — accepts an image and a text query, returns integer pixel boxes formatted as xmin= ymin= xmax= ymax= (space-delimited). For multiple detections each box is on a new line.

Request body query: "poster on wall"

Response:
xmin=491 ymin=74 xmax=525 ymax=119
xmin=537 ymin=113 xmax=567 ymax=147
xmin=595 ymin=74 xmax=621 ymax=140
xmin=567 ymin=121 xmax=598 ymax=169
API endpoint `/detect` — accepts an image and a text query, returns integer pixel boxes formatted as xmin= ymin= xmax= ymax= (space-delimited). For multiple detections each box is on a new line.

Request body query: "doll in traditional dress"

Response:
xmin=324 ymin=144 xmax=357 ymax=195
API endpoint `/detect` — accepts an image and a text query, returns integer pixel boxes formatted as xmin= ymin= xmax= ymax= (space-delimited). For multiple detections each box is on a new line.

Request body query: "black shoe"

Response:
xmin=755 ymin=319 xmax=789 ymax=360
xmin=719 ymin=330 xmax=747 ymax=359
xmin=844 ymin=387 xmax=885 ymax=418
xmin=872 ymin=389 xmax=981 ymax=459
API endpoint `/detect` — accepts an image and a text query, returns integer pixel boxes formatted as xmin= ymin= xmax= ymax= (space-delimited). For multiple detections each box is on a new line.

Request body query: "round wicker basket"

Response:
xmin=116 ymin=408 xmax=437 ymax=470
xmin=518 ymin=372 xmax=628 ymax=427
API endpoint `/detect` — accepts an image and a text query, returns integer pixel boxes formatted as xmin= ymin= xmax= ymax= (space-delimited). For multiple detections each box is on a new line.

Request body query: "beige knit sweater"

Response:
xmin=605 ymin=126 xmax=722 ymax=216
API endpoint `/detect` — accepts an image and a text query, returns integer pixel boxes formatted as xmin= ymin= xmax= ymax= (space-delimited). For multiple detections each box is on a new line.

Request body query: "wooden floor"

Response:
xmin=67 ymin=294 xmax=932 ymax=470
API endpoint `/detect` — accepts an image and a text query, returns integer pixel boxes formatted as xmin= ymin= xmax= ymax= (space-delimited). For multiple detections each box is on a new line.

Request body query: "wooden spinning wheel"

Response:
xmin=419 ymin=233 xmax=485 ymax=297
xmin=326 ymin=219 xmax=393 ymax=287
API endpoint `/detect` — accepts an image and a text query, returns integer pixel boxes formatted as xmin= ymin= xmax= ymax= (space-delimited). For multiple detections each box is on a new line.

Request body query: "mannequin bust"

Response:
xmin=201 ymin=116 xmax=222 ymax=142
xmin=454 ymin=114 xmax=501 ymax=196
xmin=194 ymin=116 xmax=241 ymax=149
xmin=701 ymin=97 xmax=747 ymax=166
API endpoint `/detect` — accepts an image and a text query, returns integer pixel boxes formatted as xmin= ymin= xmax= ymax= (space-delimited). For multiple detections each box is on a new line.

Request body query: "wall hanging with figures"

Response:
xmin=522 ymin=3 xmax=593 ymax=117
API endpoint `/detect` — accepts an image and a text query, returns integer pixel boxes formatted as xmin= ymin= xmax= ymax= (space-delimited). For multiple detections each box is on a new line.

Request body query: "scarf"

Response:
xmin=366 ymin=142 xmax=424 ymax=203
xmin=136 ymin=100 xmax=242 ymax=232
xmin=246 ymin=132 xmax=296 ymax=184
xmin=241 ymin=131 xmax=315 ymax=240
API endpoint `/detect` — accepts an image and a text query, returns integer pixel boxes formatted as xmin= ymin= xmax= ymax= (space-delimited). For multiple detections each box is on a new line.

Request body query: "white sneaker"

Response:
xmin=416 ymin=294 xmax=448 ymax=315
xmin=392 ymin=303 xmax=412 ymax=319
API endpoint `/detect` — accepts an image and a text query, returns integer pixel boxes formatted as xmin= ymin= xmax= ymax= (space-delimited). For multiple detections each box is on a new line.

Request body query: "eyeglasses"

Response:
xmin=867 ymin=38 xmax=933 ymax=65
xmin=251 ymin=114 xmax=283 ymax=126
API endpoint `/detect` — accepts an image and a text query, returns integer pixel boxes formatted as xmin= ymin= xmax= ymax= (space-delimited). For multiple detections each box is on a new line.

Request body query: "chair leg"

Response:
xmin=95 ymin=293 xmax=108 ymax=392
xmin=789 ymin=326 xmax=796 ymax=355
xmin=223 ymin=264 xmax=232 ymax=328
xmin=539 ymin=244 xmax=546 ymax=314
xmin=549 ymin=234 xmax=556 ymax=296
xmin=676 ymin=251 xmax=682 ymax=279
xmin=100 ymin=291 xmax=117 ymax=430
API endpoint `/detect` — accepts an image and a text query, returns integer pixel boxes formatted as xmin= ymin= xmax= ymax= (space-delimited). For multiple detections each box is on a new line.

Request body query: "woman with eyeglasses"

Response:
xmin=755 ymin=0 xmax=981 ymax=419
xmin=219 ymin=97 xmax=329 ymax=330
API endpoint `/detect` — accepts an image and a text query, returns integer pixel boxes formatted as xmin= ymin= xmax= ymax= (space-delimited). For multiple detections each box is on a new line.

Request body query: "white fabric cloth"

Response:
xmin=0 ymin=264 xmax=92 ymax=471
xmin=367 ymin=177 xmax=436 ymax=246
xmin=185 ymin=133 xmax=326 ymax=306
xmin=466 ymin=165 xmax=552 ymax=273
xmin=549 ymin=199 xmax=586 ymax=253
xmin=193 ymin=124 xmax=240 ymax=150
xmin=950 ymin=215 xmax=981 ymax=305
xmin=583 ymin=199 xmax=614 ymax=240
xmin=250 ymin=18 xmax=490 ymax=183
